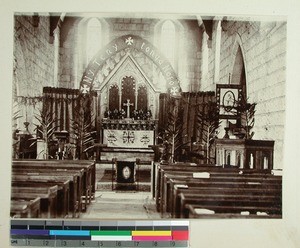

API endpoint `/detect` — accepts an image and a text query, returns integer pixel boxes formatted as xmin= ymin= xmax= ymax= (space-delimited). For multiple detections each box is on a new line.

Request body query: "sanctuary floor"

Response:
xmin=81 ymin=191 xmax=161 ymax=219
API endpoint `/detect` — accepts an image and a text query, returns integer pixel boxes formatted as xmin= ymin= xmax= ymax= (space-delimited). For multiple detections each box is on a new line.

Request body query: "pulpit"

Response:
xmin=215 ymin=139 xmax=274 ymax=169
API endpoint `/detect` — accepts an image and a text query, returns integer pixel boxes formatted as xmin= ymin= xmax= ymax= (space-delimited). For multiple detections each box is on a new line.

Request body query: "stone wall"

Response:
xmin=203 ymin=18 xmax=286 ymax=169
xmin=58 ymin=17 xmax=79 ymax=89
xmin=13 ymin=14 xmax=55 ymax=132
xmin=109 ymin=18 xmax=153 ymax=41
xmin=181 ymin=20 xmax=202 ymax=92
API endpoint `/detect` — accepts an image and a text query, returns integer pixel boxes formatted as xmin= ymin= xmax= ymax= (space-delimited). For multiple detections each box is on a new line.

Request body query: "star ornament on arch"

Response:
xmin=170 ymin=86 xmax=180 ymax=95
xmin=81 ymin=85 xmax=90 ymax=94
xmin=125 ymin=37 xmax=134 ymax=46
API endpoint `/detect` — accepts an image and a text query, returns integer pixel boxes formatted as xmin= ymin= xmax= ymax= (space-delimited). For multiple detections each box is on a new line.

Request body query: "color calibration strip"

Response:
xmin=11 ymin=220 xmax=189 ymax=247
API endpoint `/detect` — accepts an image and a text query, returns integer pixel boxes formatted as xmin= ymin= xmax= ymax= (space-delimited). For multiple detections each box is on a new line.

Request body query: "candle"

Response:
xmin=249 ymin=154 xmax=254 ymax=169
xmin=225 ymin=120 xmax=229 ymax=128
xmin=263 ymin=157 xmax=268 ymax=169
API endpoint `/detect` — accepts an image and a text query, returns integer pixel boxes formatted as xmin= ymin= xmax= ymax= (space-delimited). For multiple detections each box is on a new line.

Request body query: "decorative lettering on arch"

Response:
xmin=79 ymin=35 xmax=181 ymax=97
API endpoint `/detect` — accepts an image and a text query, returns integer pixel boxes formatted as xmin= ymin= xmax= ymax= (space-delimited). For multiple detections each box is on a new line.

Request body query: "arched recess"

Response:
xmin=86 ymin=18 xmax=102 ymax=64
xmin=108 ymin=84 xmax=119 ymax=111
xmin=79 ymin=34 xmax=181 ymax=98
xmin=230 ymin=34 xmax=247 ymax=97
xmin=137 ymin=85 xmax=148 ymax=111
xmin=153 ymin=19 xmax=184 ymax=85
xmin=75 ymin=17 xmax=109 ymax=87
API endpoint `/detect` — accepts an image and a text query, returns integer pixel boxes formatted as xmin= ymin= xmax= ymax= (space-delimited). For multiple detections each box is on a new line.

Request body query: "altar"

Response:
xmin=99 ymin=116 xmax=156 ymax=162
xmin=98 ymin=67 xmax=158 ymax=161
xmin=102 ymin=119 xmax=156 ymax=149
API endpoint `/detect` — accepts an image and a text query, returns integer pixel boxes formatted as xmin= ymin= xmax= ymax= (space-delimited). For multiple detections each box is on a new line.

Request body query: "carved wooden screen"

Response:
xmin=109 ymin=85 xmax=119 ymax=111
xmin=137 ymin=85 xmax=148 ymax=111
xmin=121 ymin=76 xmax=136 ymax=117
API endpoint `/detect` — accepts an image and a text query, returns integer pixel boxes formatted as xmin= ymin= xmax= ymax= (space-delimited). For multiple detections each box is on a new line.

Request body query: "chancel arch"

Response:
xmin=79 ymin=34 xmax=181 ymax=97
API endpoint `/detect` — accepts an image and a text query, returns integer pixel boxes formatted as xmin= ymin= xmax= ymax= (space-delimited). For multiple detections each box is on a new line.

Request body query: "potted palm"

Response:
xmin=196 ymin=101 xmax=221 ymax=163
xmin=234 ymin=95 xmax=256 ymax=139
xmin=71 ymin=95 xmax=96 ymax=160
xmin=31 ymin=107 xmax=56 ymax=159
xmin=158 ymin=97 xmax=188 ymax=163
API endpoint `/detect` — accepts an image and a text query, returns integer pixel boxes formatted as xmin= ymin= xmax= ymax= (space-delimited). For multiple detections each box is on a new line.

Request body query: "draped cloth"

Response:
xmin=42 ymin=87 xmax=99 ymax=143
xmin=158 ymin=91 xmax=216 ymax=146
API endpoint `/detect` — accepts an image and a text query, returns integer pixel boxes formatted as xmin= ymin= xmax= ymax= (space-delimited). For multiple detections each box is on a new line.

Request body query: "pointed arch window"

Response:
xmin=86 ymin=18 xmax=102 ymax=64
xmin=160 ymin=20 xmax=176 ymax=68
xmin=231 ymin=45 xmax=246 ymax=96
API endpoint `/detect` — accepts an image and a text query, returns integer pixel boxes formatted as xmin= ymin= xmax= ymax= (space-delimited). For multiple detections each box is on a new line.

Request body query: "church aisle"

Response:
xmin=81 ymin=191 xmax=161 ymax=219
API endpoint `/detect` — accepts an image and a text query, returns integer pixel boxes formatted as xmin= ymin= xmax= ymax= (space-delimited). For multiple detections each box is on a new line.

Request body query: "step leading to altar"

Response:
xmin=96 ymin=159 xmax=153 ymax=192
xmin=99 ymin=147 xmax=154 ymax=162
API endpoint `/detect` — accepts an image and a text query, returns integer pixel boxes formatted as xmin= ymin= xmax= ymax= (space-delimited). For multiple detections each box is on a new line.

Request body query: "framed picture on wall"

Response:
xmin=216 ymin=84 xmax=243 ymax=119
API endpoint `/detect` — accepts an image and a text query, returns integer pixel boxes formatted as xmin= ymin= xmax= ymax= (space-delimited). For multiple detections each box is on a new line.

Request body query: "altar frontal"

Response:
xmin=103 ymin=129 xmax=154 ymax=148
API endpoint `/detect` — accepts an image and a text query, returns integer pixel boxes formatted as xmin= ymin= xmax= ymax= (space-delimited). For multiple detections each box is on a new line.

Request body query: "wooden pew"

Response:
xmin=12 ymin=160 xmax=95 ymax=201
xmin=160 ymin=172 xmax=281 ymax=216
xmin=171 ymin=184 xmax=281 ymax=218
xmin=12 ymin=167 xmax=84 ymax=213
xmin=12 ymin=160 xmax=95 ymax=210
xmin=186 ymin=204 xmax=282 ymax=219
xmin=155 ymin=163 xmax=274 ymax=211
xmin=178 ymin=192 xmax=281 ymax=218
xmin=10 ymin=198 xmax=41 ymax=218
xmin=11 ymin=186 xmax=58 ymax=218
xmin=155 ymin=162 xmax=282 ymax=218
xmin=12 ymin=174 xmax=79 ymax=218
xmin=164 ymin=172 xmax=282 ymax=211
xmin=11 ymin=180 xmax=70 ymax=218
xmin=159 ymin=164 xmax=273 ymax=175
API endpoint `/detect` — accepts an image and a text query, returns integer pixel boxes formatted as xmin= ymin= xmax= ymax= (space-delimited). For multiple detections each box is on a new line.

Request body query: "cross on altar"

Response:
xmin=123 ymin=99 xmax=133 ymax=118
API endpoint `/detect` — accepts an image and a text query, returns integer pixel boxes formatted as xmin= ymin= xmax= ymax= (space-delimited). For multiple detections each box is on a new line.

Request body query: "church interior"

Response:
xmin=11 ymin=12 xmax=286 ymax=220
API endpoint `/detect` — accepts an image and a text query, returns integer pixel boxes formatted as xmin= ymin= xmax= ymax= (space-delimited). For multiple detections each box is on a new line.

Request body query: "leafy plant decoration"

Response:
xmin=235 ymin=95 xmax=256 ymax=139
xmin=30 ymin=107 xmax=57 ymax=159
xmin=71 ymin=95 xmax=96 ymax=160
xmin=158 ymin=97 xmax=188 ymax=163
xmin=196 ymin=101 xmax=221 ymax=163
